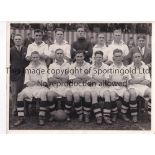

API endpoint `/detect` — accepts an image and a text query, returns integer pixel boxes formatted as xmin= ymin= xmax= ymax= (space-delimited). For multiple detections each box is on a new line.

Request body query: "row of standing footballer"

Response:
xmin=10 ymin=26 xmax=151 ymax=126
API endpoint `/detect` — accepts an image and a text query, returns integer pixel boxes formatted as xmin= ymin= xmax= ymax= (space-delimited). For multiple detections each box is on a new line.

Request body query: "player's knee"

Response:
xmin=91 ymin=94 xmax=98 ymax=104
xmin=66 ymin=90 xmax=72 ymax=97
xmin=17 ymin=91 xmax=24 ymax=101
xmin=41 ymin=90 xmax=47 ymax=97
xmin=91 ymin=90 xmax=97 ymax=98
xmin=124 ymin=91 xmax=130 ymax=102
xmin=84 ymin=91 xmax=91 ymax=96
xmin=47 ymin=91 xmax=55 ymax=101
xmin=73 ymin=93 xmax=80 ymax=102
xmin=40 ymin=92 xmax=47 ymax=101
xmin=66 ymin=90 xmax=73 ymax=101
xmin=104 ymin=91 xmax=110 ymax=101
xmin=110 ymin=91 xmax=116 ymax=101
xmin=84 ymin=91 xmax=91 ymax=102
xmin=129 ymin=88 xmax=136 ymax=100
xmin=144 ymin=88 xmax=151 ymax=98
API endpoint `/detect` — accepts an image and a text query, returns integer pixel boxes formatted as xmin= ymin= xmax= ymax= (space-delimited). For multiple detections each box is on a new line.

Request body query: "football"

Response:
xmin=54 ymin=110 xmax=67 ymax=122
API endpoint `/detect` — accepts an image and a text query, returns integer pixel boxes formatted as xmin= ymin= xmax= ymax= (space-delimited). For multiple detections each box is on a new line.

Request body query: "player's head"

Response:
xmin=11 ymin=32 xmax=15 ymax=39
xmin=94 ymin=51 xmax=103 ymax=64
xmin=75 ymin=50 xmax=85 ymax=63
xmin=34 ymin=29 xmax=43 ymax=43
xmin=47 ymin=30 xmax=53 ymax=38
xmin=31 ymin=51 xmax=40 ymax=63
xmin=106 ymin=39 xmax=112 ymax=47
xmin=132 ymin=51 xmax=142 ymax=64
xmin=137 ymin=34 xmax=146 ymax=48
xmin=113 ymin=49 xmax=123 ymax=63
xmin=13 ymin=34 xmax=23 ymax=46
xmin=113 ymin=28 xmax=122 ymax=43
xmin=55 ymin=28 xmax=64 ymax=42
xmin=55 ymin=48 xmax=64 ymax=61
xmin=76 ymin=25 xmax=86 ymax=39
xmin=127 ymin=40 xmax=135 ymax=50
xmin=27 ymin=32 xmax=32 ymax=38
xmin=97 ymin=33 xmax=105 ymax=45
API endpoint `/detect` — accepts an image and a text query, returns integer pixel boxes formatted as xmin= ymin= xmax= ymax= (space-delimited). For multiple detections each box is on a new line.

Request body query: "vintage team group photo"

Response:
xmin=8 ymin=23 xmax=152 ymax=130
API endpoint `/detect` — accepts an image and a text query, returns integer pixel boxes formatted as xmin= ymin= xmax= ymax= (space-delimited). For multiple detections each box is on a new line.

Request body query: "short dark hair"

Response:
xmin=55 ymin=48 xmax=64 ymax=54
xmin=76 ymin=25 xmax=86 ymax=32
xmin=113 ymin=24 xmax=122 ymax=32
xmin=31 ymin=51 xmax=40 ymax=56
xmin=133 ymin=51 xmax=142 ymax=57
xmin=34 ymin=29 xmax=43 ymax=34
xmin=113 ymin=29 xmax=122 ymax=34
xmin=94 ymin=51 xmax=103 ymax=57
xmin=75 ymin=50 xmax=85 ymax=56
xmin=47 ymin=30 xmax=52 ymax=33
xmin=127 ymin=40 xmax=135 ymax=46
xmin=113 ymin=49 xmax=123 ymax=55
xmin=14 ymin=33 xmax=22 ymax=38
xmin=96 ymin=33 xmax=105 ymax=38
xmin=55 ymin=28 xmax=64 ymax=34
xmin=137 ymin=34 xmax=146 ymax=40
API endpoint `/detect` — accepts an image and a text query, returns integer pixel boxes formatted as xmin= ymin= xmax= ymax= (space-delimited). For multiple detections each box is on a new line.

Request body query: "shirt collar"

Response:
xmin=78 ymin=37 xmax=86 ymax=41
xmin=33 ymin=41 xmax=45 ymax=46
xmin=15 ymin=45 xmax=22 ymax=50
xmin=111 ymin=40 xmax=124 ymax=45
xmin=138 ymin=46 xmax=145 ymax=50
xmin=112 ymin=62 xmax=124 ymax=68
xmin=55 ymin=60 xmax=66 ymax=66
xmin=75 ymin=61 xmax=87 ymax=67
xmin=93 ymin=62 xmax=105 ymax=68
xmin=30 ymin=61 xmax=41 ymax=68
xmin=94 ymin=44 xmax=106 ymax=48
xmin=54 ymin=40 xmax=68 ymax=44
xmin=130 ymin=61 xmax=145 ymax=68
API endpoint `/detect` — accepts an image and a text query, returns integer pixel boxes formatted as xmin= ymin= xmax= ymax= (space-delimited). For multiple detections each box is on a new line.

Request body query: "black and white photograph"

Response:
xmin=8 ymin=22 xmax=152 ymax=131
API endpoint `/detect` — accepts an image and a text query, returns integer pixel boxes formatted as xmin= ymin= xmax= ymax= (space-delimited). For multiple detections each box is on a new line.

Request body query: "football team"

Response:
xmin=10 ymin=25 xmax=151 ymax=126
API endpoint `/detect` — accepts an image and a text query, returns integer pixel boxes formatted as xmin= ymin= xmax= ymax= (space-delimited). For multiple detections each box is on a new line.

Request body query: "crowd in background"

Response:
xmin=10 ymin=23 xmax=152 ymax=50
xmin=10 ymin=23 xmax=152 ymax=34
